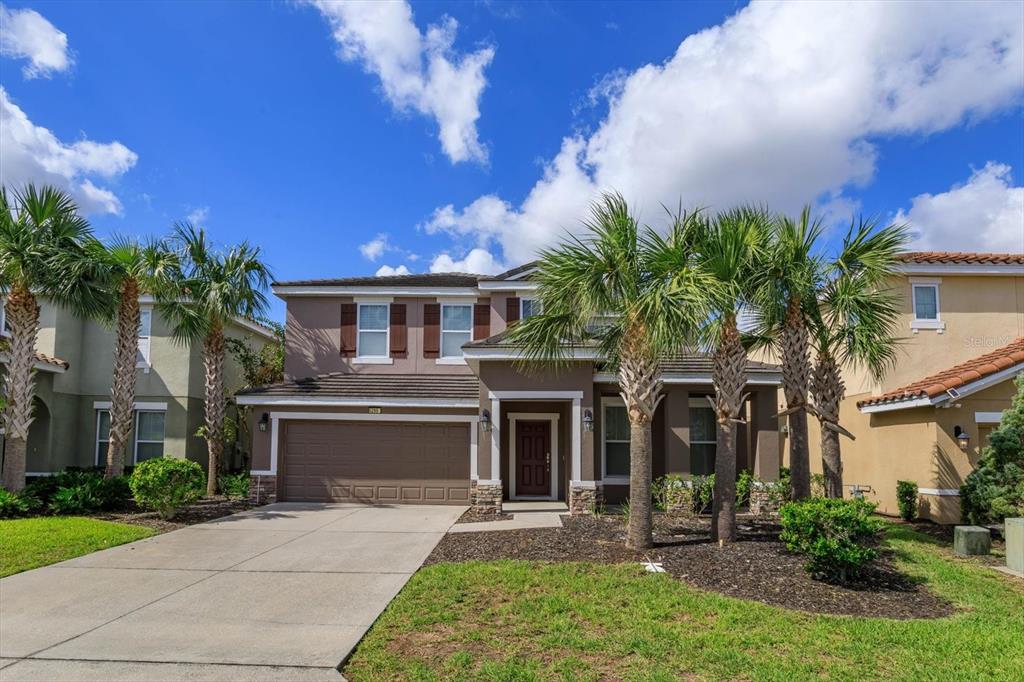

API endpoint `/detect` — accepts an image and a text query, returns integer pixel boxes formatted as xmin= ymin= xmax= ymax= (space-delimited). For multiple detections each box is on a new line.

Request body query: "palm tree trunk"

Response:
xmin=781 ymin=298 xmax=812 ymax=500
xmin=812 ymin=350 xmax=845 ymax=498
xmin=203 ymin=322 xmax=226 ymax=497
xmin=105 ymin=279 xmax=140 ymax=478
xmin=1 ymin=286 xmax=39 ymax=492
xmin=711 ymin=314 xmax=746 ymax=544
xmin=618 ymin=346 xmax=662 ymax=551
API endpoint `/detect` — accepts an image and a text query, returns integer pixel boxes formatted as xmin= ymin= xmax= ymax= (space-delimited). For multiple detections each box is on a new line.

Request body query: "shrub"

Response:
xmin=130 ymin=458 xmax=205 ymax=519
xmin=736 ymin=470 xmax=754 ymax=507
xmin=653 ymin=474 xmax=688 ymax=512
xmin=779 ymin=497 xmax=883 ymax=583
xmin=811 ymin=473 xmax=827 ymax=498
xmin=961 ymin=374 xmax=1024 ymax=524
xmin=691 ymin=474 xmax=715 ymax=513
xmin=24 ymin=471 xmax=133 ymax=515
xmin=218 ymin=472 xmax=250 ymax=500
xmin=0 ymin=489 xmax=40 ymax=518
xmin=896 ymin=480 xmax=919 ymax=521
xmin=48 ymin=478 xmax=103 ymax=515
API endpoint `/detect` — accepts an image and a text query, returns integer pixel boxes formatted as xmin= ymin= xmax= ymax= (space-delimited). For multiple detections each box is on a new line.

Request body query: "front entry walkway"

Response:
xmin=0 ymin=503 xmax=464 ymax=681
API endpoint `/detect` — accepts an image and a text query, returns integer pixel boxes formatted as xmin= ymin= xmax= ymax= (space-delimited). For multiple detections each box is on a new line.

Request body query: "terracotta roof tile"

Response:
xmin=858 ymin=338 xmax=1024 ymax=408
xmin=896 ymin=252 xmax=1024 ymax=265
xmin=35 ymin=352 xmax=69 ymax=370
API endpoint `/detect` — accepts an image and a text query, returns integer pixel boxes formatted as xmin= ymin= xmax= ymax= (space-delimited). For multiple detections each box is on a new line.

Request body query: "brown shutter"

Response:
xmin=423 ymin=303 xmax=440 ymax=358
xmin=389 ymin=303 xmax=407 ymax=357
xmin=473 ymin=304 xmax=491 ymax=340
xmin=506 ymin=296 xmax=520 ymax=324
xmin=339 ymin=303 xmax=357 ymax=356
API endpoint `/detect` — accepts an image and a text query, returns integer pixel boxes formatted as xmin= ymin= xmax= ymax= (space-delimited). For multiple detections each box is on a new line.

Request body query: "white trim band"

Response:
xmin=92 ymin=401 xmax=168 ymax=411
xmin=975 ymin=411 xmax=1005 ymax=424
xmin=918 ymin=487 xmax=960 ymax=496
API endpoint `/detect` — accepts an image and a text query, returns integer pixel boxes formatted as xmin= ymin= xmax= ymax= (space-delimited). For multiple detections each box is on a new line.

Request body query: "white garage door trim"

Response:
xmin=253 ymin=411 xmax=479 ymax=478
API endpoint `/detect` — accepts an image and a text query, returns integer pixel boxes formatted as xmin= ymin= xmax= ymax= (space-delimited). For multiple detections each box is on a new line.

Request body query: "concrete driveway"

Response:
xmin=0 ymin=502 xmax=464 ymax=681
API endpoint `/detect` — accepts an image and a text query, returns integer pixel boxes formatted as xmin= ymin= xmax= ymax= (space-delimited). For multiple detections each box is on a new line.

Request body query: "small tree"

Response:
xmin=227 ymin=321 xmax=284 ymax=469
xmin=961 ymin=373 xmax=1024 ymax=524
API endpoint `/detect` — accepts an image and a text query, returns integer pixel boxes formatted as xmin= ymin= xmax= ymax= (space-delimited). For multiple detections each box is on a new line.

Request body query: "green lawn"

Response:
xmin=345 ymin=526 xmax=1024 ymax=681
xmin=0 ymin=516 xmax=155 ymax=578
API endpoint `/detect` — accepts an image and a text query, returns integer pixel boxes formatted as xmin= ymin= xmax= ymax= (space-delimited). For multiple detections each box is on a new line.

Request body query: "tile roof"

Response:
xmin=896 ymin=252 xmax=1024 ymax=265
xmin=238 ymin=373 xmax=479 ymax=399
xmin=35 ymin=352 xmax=69 ymax=370
xmin=273 ymin=273 xmax=483 ymax=288
xmin=485 ymin=262 xmax=539 ymax=281
xmin=858 ymin=337 xmax=1024 ymax=408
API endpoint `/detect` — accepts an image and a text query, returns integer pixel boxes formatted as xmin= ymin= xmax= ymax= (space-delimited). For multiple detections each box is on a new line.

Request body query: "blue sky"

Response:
xmin=1 ymin=0 xmax=1022 ymax=322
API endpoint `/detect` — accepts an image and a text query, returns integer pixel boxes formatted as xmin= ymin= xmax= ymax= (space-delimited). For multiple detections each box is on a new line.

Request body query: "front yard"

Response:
xmin=344 ymin=523 xmax=1024 ymax=681
xmin=0 ymin=516 xmax=155 ymax=577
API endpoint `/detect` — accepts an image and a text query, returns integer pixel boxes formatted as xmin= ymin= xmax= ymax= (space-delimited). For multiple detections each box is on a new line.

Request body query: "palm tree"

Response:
xmin=87 ymin=236 xmax=180 ymax=478
xmin=0 ymin=185 xmax=107 ymax=491
xmin=809 ymin=219 xmax=908 ymax=497
xmin=752 ymin=207 xmax=824 ymax=501
xmin=510 ymin=193 xmax=712 ymax=550
xmin=693 ymin=208 xmax=769 ymax=543
xmin=160 ymin=222 xmax=272 ymax=496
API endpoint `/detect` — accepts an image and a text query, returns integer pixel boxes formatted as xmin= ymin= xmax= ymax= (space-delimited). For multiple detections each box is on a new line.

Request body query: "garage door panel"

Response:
xmin=282 ymin=420 xmax=470 ymax=504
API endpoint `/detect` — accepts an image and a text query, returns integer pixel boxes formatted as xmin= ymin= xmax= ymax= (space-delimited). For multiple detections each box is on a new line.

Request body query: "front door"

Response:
xmin=516 ymin=420 xmax=551 ymax=497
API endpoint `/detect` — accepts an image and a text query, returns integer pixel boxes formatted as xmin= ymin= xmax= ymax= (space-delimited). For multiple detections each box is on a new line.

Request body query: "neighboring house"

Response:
xmin=798 ymin=252 xmax=1024 ymax=523
xmin=238 ymin=265 xmax=783 ymax=513
xmin=0 ymin=297 xmax=277 ymax=475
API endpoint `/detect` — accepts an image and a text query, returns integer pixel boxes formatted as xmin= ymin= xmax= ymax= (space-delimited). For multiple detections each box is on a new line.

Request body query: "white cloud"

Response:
xmin=897 ymin=163 xmax=1024 ymax=253
xmin=186 ymin=206 xmax=209 ymax=227
xmin=307 ymin=0 xmax=494 ymax=164
xmin=359 ymin=233 xmax=390 ymax=261
xmin=429 ymin=248 xmax=506 ymax=275
xmin=0 ymin=4 xmax=71 ymax=79
xmin=375 ymin=264 xmax=410 ymax=276
xmin=0 ymin=87 xmax=138 ymax=215
xmin=424 ymin=0 xmax=1023 ymax=265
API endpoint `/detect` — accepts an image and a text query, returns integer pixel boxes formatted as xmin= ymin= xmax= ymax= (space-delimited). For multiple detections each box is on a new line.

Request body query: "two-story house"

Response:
xmin=238 ymin=265 xmax=783 ymax=513
xmin=798 ymin=252 xmax=1024 ymax=523
xmin=0 ymin=297 xmax=277 ymax=476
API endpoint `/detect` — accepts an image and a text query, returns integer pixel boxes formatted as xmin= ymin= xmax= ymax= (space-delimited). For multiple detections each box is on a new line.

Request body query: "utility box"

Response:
xmin=953 ymin=525 xmax=991 ymax=556
xmin=1006 ymin=518 xmax=1023 ymax=575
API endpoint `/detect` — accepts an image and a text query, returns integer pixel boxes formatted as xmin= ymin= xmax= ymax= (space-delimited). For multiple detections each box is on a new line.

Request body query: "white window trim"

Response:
xmin=601 ymin=397 xmax=630 ymax=484
xmin=688 ymin=396 xmax=717 ymax=476
xmin=136 ymin=305 xmax=153 ymax=370
xmin=909 ymin=279 xmax=944 ymax=332
xmin=93 ymin=401 xmax=169 ymax=411
xmin=95 ymin=409 xmax=111 ymax=466
xmin=0 ymin=300 xmax=8 ymax=338
xmin=355 ymin=302 xmax=391 ymax=362
xmin=520 ymin=297 xmax=540 ymax=319
xmin=133 ymin=409 xmax=167 ymax=464
xmin=440 ymin=303 xmax=473 ymax=359
xmin=508 ymin=412 xmax=559 ymax=501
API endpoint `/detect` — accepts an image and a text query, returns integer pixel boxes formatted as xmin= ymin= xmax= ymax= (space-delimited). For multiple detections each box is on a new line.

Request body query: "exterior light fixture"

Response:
xmin=258 ymin=412 xmax=269 ymax=432
xmin=954 ymin=425 xmax=969 ymax=451
xmin=583 ymin=409 xmax=594 ymax=432
xmin=481 ymin=409 xmax=492 ymax=433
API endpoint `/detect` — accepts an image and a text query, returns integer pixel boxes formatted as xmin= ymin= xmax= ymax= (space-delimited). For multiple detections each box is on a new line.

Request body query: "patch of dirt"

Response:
xmin=455 ymin=508 xmax=514 ymax=524
xmin=427 ymin=513 xmax=956 ymax=620
xmin=91 ymin=497 xmax=251 ymax=533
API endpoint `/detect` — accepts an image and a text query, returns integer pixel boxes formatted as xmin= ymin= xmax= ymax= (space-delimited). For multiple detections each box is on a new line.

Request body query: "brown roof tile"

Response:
xmin=858 ymin=337 xmax=1024 ymax=408
xmin=896 ymin=252 xmax=1024 ymax=265
xmin=238 ymin=373 xmax=479 ymax=400
xmin=273 ymin=273 xmax=483 ymax=288
xmin=35 ymin=352 xmax=69 ymax=370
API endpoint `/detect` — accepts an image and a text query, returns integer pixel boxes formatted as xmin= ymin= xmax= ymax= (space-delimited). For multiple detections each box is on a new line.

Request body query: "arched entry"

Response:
xmin=26 ymin=397 xmax=51 ymax=473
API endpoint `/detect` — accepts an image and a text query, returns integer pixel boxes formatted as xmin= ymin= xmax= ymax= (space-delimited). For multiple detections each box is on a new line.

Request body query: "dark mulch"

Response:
xmin=91 ymin=497 xmax=252 ymax=533
xmin=426 ymin=513 xmax=956 ymax=620
xmin=455 ymin=508 xmax=514 ymax=524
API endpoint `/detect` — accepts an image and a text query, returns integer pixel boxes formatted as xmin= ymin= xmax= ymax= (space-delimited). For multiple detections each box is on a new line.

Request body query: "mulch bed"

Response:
xmin=91 ymin=497 xmax=252 ymax=533
xmin=426 ymin=513 xmax=956 ymax=620
xmin=455 ymin=508 xmax=514 ymax=524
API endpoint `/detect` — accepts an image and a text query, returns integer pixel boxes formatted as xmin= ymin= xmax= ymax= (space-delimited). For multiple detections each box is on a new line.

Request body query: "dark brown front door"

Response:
xmin=516 ymin=420 xmax=551 ymax=496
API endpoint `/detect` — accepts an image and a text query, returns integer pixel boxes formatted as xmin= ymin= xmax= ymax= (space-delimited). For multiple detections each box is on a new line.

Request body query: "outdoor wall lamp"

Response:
xmin=954 ymin=425 xmax=969 ymax=451
xmin=481 ymin=409 xmax=492 ymax=433
xmin=583 ymin=409 xmax=594 ymax=432
xmin=258 ymin=412 xmax=269 ymax=432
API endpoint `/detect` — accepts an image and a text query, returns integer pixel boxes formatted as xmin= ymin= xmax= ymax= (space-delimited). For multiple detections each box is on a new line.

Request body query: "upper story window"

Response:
xmin=520 ymin=298 xmax=541 ymax=319
xmin=357 ymin=304 xmax=389 ymax=358
xmin=441 ymin=304 xmax=472 ymax=358
xmin=136 ymin=307 xmax=153 ymax=366
xmin=910 ymin=279 xmax=944 ymax=331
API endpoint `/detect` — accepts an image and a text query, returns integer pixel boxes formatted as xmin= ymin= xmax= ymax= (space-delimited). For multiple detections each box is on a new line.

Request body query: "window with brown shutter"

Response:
xmin=473 ymin=304 xmax=490 ymax=340
xmin=506 ymin=296 xmax=520 ymax=324
xmin=423 ymin=303 xmax=440 ymax=358
xmin=339 ymin=303 xmax=357 ymax=356
xmin=389 ymin=303 xmax=407 ymax=357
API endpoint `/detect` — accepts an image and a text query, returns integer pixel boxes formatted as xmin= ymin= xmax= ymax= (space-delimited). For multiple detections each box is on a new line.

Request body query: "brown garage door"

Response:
xmin=281 ymin=420 xmax=470 ymax=504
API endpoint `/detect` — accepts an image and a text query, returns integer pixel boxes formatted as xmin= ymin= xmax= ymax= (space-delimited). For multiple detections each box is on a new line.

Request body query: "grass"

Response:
xmin=345 ymin=525 xmax=1024 ymax=681
xmin=0 ymin=516 xmax=155 ymax=578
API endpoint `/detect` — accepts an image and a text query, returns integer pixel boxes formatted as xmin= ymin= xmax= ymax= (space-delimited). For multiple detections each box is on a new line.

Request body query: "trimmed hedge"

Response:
xmin=779 ymin=497 xmax=883 ymax=583
xmin=129 ymin=458 xmax=205 ymax=519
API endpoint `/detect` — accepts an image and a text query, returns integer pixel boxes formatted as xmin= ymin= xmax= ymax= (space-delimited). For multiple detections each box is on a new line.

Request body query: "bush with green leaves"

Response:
xmin=129 ymin=458 xmax=205 ymax=519
xmin=779 ymin=497 xmax=883 ymax=583
xmin=736 ymin=470 xmax=754 ymax=507
xmin=961 ymin=374 xmax=1024 ymax=524
xmin=20 ymin=470 xmax=132 ymax=515
xmin=691 ymin=474 xmax=715 ymax=513
xmin=218 ymin=472 xmax=250 ymax=500
xmin=0 ymin=489 xmax=40 ymax=518
xmin=896 ymin=480 xmax=919 ymax=521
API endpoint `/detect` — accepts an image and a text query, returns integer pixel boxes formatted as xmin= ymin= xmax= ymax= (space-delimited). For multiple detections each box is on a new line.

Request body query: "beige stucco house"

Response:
xmin=794 ymin=252 xmax=1024 ymax=523
xmin=0 ymin=296 xmax=276 ymax=476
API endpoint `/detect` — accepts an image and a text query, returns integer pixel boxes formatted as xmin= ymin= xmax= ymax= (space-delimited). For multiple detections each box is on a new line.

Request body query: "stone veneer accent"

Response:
xmin=249 ymin=474 xmax=277 ymax=505
xmin=749 ymin=488 xmax=780 ymax=516
xmin=569 ymin=482 xmax=604 ymax=515
xmin=471 ymin=480 xmax=503 ymax=514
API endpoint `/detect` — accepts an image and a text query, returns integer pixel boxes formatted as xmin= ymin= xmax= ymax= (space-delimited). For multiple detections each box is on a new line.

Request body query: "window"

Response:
xmin=357 ymin=304 xmax=389 ymax=357
xmin=689 ymin=397 xmax=717 ymax=476
xmin=136 ymin=308 xmax=152 ymax=366
xmin=441 ymin=304 xmax=472 ymax=358
xmin=134 ymin=411 xmax=166 ymax=462
xmin=520 ymin=298 xmax=541 ymax=319
xmin=95 ymin=410 xmax=111 ymax=466
xmin=912 ymin=284 xmax=939 ymax=320
xmin=602 ymin=398 xmax=630 ymax=482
